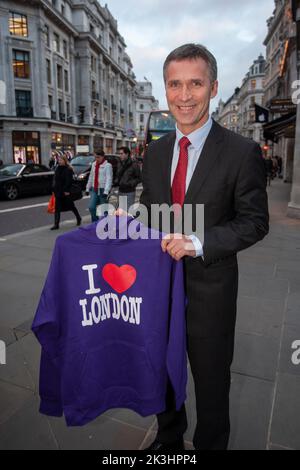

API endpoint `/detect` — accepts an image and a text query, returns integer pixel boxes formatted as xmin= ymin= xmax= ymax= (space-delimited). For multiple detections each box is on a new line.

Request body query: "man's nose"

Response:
xmin=179 ymin=84 xmax=192 ymax=101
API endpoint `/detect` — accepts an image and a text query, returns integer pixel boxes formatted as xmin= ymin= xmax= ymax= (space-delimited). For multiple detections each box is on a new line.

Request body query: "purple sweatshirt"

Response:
xmin=32 ymin=216 xmax=187 ymax=426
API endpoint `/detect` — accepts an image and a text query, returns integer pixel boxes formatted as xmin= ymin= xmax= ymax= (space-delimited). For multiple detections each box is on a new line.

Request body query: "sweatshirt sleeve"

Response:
xmin=166 ymin=259 xmax=187 ymax=410
xmin=31 ymin=239 xmax=63 ymax=416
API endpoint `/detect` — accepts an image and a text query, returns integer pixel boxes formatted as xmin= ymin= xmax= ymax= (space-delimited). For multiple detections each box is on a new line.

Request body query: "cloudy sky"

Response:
xmin=106 ymin=0 xmax=275 ymax=110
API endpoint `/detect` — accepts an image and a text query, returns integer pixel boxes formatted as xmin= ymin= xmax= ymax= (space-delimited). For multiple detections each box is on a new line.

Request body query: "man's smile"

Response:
xmin=177 ymin=105 xmax=196 ymax=113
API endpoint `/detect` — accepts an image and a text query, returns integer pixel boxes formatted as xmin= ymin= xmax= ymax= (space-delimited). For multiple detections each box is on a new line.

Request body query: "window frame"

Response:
xmin=9 ymin=11 xmax=28 ymax=37
xmin=12 ymin=49 xmax=30 ymax=79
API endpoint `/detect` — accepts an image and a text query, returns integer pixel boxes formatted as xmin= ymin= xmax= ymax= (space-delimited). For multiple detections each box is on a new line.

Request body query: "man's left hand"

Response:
xmin=161 ymin=233 xmax=196 ymax=260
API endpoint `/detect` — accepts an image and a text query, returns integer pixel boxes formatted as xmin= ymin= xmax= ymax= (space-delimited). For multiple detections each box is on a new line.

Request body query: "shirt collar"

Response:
xmin=175 ymin=115 xmax=213 ymax=150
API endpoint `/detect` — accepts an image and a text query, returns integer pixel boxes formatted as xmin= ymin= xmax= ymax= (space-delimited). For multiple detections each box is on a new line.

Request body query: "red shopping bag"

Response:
xmin=47 ymin=193 xmax=55 ymax=214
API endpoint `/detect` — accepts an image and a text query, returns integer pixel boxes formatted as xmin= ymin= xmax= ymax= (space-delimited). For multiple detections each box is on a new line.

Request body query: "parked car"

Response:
xmin=72 ymin=154 xmax=120 ymax=189
xmin=71 ymin=155 xmax=94 ymax=189
xmin=0 ymin=163 xmax=54 ymax=200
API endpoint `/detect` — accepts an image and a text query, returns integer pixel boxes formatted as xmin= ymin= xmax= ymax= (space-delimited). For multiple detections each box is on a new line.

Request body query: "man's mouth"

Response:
xmin=177 ymin=105 xmax=196 ymax=112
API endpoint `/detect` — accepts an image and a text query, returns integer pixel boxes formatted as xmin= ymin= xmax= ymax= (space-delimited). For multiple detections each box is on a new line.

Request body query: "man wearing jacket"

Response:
xmin=86 ymin=149 xmax=113 ymax=222
xmin=139 ymin=43 xmax=269 ymax=451
xmin=117 ymin=146 xmax=141 ymax=211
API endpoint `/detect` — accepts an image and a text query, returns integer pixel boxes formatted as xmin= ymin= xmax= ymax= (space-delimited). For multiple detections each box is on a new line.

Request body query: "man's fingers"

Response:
xmin=174 ymin=249 xmax=186 ymax=261
xmin=161 ymin=234 xmax=174 ymax=252
xmin=115 ymin=208 xmax=128 ymax=216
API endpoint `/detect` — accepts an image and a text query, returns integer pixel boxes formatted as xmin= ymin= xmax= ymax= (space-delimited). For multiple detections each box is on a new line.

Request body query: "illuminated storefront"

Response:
xmin=51 ymin=132 xmax=75 ymax=158
xmin=12 ymin=131 xmax=40 ymax=163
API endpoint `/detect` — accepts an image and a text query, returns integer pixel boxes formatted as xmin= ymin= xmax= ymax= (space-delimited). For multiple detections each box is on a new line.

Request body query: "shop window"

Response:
xmin=12 ymin=131 xmax=40 ymax=164
xmin=106 ymin=139 xmax=113 ymax=154
xmin=78 ymin=135 xmax=89 ymax=145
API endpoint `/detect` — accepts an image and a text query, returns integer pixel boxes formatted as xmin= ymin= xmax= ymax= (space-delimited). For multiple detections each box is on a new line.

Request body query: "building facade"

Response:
xmin=262 ymin=0 xmax=297 ymax=182
xmin=287 ymin=0 xmax=300 ymax=218
xmin=237 ymin=54 xmax=266 ymax=143
xmin=0 ymin=0 xmax=137 ymax=165
xmin=212 ymin=88 xmax=239 ymax=133
xmin=135 ymin=81 xmax=159 ymax=152
xmin=213 ymin=55 xmax=266 ymax=144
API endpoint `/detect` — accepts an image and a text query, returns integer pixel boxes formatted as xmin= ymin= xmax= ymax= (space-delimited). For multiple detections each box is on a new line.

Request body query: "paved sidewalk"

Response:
xmin=0 ymin=179 xmax=300 ymax=450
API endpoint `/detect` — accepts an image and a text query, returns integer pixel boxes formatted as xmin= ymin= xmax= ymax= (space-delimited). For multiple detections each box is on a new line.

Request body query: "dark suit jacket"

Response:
xmin=139 ymin=120 xmax=269 ymax=338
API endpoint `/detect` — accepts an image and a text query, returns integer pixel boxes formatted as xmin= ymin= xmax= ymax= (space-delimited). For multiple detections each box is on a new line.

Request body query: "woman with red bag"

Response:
xmin=50 ymin=155 xmax=81 ymax=230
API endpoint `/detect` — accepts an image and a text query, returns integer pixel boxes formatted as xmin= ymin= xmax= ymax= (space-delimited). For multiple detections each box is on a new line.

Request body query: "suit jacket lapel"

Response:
xmin=184 ymin=121 xmax=225 ymax=204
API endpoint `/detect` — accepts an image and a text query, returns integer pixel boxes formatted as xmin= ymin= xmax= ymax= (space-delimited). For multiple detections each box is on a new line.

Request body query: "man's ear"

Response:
xmin=211 ymin=80 xmax=218 ymax=99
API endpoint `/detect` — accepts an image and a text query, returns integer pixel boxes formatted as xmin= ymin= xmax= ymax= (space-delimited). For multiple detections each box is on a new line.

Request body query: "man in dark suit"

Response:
xmin=140 ymin=44 xmax=269 ymax=450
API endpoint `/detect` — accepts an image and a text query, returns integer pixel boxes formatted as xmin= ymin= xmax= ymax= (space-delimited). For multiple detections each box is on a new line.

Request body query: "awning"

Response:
xmin=263 ymin=112 xmax=296 ymax=141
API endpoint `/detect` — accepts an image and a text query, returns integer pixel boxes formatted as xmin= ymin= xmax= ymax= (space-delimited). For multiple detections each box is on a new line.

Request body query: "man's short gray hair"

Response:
xmin=163 ymin=43 xmax=218 ymax=83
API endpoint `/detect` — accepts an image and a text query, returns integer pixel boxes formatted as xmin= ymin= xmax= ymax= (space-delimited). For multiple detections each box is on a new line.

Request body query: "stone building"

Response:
xmin=0 ymin=0 xmax=137 ymax=164
xmin=287 ymin=0 xmax=300 ymax=218
xmin=262 ymin=0 xmax=297 ymax=182
xmin=237 ymin=54 xmax=266 ymax=143
xmin=135 ymin=80 xmax=159 ymax=152
xmin=212 ymin=88 xmax=239 ymax=133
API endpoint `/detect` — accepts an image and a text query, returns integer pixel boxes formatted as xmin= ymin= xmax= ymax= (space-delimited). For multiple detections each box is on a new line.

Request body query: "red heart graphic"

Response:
xmin=102 ymin=264 xmax=137 ymax=294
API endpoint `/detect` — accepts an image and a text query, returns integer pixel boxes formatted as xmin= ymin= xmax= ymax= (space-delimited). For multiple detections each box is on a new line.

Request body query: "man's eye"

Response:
xmin=192 ymin=81 xmax=202 ymax=86
xmin=169 ymin=82 xmax=179 ymax=88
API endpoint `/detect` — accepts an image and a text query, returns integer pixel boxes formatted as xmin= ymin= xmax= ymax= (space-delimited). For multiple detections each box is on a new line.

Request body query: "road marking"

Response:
xmin=2 ymin=215 xmax=91 ymax=240
xmin=0 ymin=196 xmax=89 ymax=214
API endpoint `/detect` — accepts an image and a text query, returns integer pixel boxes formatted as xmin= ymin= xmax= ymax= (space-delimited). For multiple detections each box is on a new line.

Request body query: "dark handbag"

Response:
xmin=70 ymin=182 xmax=83 ymax=201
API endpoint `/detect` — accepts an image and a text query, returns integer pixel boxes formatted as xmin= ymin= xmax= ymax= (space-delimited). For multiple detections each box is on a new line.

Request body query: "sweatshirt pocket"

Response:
xmin=74 ymin=341 xmax=159 ymax=408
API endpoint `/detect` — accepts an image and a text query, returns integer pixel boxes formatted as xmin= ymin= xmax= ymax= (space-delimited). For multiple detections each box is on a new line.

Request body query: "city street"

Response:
xmin=0 ymin=194 xmax=90 ymax=237
xmin=1 ymin=0 xmax=300 ymax=453
xmin=0 ymin=188 xmax=123 ymax=237
xmin=0 ymin=179 xmax=300 ymax=450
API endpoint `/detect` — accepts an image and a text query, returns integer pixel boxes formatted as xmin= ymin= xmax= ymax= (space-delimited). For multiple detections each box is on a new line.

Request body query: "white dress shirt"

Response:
xmin=171 ymin=116 xmax=213 ymax=257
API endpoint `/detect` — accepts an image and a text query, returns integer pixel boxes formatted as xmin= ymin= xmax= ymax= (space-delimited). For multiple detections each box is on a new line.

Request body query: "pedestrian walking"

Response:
xmin=86 ymin=149 xmax=113 ymax=222
xmin=275 ymin=155 xmax=283 ymax=177
xmin=272 ymin=156 xmax=278 ymax=178
xmin=264 ymin=155 xmax=273 ymax=186
xmin=49 ymin=154 xmax=56 ymax=170
xmin=50 ymin=154 xmax=81 ymax=230
xmin=116 ymin=146 xmax=141 ymax=211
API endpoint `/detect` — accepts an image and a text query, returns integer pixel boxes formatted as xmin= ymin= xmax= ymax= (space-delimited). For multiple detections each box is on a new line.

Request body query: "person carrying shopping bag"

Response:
xmin=50 ymin=154 xmax=81 ymax=230
xmin=86 ymin=149 xmax=113 ymax=222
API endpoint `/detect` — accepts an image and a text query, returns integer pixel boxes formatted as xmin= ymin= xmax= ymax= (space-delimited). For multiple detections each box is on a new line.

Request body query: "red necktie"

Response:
xmin=171 ymin=136 xmax=191 ymax=207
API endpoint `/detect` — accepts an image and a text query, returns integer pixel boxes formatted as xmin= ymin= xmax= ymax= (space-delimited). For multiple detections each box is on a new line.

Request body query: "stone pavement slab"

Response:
xmin=270 ymin=373 xmax=300 ymax=449
xmin=229 ymin=373 xmax=274 ymax=450
xmin=0 ymin=180 xmax=300 ymax=449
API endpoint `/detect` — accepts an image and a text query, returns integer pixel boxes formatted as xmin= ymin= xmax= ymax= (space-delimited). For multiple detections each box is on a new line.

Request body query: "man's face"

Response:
xmin=119 ymin=150 xmax=128 ymax=161
xmin=95 ymin=155 xmax=104 ymax=164
xmin=165 ymin=57 xmax=218 ymax=135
